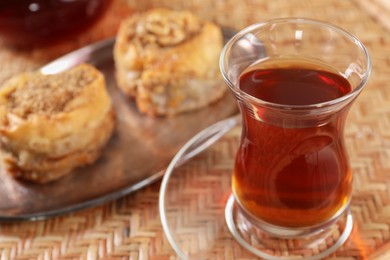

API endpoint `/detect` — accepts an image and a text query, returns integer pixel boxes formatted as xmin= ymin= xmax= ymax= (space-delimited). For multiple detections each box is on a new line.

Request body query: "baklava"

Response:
xmin=0 ymin=63 xmax=115 ymax=183
xmin=114 ymin=8 xmax=226 ymax=116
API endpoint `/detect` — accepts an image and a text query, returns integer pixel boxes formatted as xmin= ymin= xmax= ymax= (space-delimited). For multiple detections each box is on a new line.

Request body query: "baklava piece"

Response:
xmin=0 ymin=63 xmax=115 ymax=183
xmin=114 ymin=8 xmax=226 ymax=116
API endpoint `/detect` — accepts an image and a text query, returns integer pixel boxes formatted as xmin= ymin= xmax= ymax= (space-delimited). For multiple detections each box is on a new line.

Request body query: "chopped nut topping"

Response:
xmin=125 ymin=9 xmax=203 ymax=47
xmin=6 ymin=67 xmax=95 ymax=119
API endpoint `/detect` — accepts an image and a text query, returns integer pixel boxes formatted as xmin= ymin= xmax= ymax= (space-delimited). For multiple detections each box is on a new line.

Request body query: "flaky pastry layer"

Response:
xmin=0 ymin=63 xmax=113 ymax=157
xmin=0 ymin=108 xmax=115 ymax=183
xmin=0 ymin=63 xmax=116 ymax=183
xmin=114 ymin=8 xmax=226 ymax=116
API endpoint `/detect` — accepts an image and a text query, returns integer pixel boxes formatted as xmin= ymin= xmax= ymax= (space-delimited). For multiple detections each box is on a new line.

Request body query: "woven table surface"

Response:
xmin=0 ymin=0 xmax=390 ymax=259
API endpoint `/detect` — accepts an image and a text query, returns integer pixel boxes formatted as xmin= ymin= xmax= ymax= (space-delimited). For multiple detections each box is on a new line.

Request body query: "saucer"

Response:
xmin=158 ymin=115 xmax=388 ymax=259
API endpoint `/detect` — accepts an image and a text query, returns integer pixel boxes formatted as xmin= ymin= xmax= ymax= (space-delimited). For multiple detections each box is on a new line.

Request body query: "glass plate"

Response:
xmin=0 ymin=29 xmax=238 ymax=221
xmin=159 ymin=115 xmax=390 ymax=259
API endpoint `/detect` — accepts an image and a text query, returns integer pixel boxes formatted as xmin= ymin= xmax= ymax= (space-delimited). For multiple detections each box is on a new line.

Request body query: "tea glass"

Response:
xmin=220 ymin=18 xmax=371 ymax=259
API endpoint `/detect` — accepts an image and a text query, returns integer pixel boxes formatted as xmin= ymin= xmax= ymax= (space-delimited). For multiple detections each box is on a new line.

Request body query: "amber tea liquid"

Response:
xmin=233 ymin=59 xmax=352 ymax=228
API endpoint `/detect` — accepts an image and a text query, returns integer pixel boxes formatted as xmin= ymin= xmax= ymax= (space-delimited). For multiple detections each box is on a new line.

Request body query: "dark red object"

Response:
xmin=233 ymin=66 xmax=353 ymax=228
xmin=0 ymin=0 xmax=110 ymax=47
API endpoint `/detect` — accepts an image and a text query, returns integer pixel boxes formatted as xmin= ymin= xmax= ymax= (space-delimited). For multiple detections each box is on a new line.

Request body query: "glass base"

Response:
xmin=225 ymin=194 xmax=353 ymax=260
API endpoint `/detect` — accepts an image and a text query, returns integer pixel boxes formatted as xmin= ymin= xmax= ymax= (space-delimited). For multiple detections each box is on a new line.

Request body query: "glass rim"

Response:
xmin=219 ymin=17 xmax=372 ymax=110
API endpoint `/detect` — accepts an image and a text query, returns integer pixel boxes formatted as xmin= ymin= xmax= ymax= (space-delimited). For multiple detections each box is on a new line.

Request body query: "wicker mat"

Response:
xmin=0 ymin=0 xmax=390 ymax=259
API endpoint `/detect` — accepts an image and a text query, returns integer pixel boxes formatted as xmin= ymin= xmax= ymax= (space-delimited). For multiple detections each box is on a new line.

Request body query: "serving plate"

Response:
xmin=0 ymin=29 xmax=238 ymax=221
